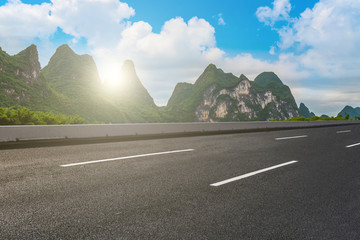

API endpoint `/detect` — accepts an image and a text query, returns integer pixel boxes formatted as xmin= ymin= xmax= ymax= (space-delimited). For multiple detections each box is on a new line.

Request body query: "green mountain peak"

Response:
xmin=239 ymin=74 xmax=249 ymax=81
xmin=117 ymin=59 xmax=156 ymax=107
xmin=204 ymin=63 xmax=217 ymax=71
xmin=204 ymin=64 xmax=225 ymax=75
xmin=254 ymin=72 xmax=283 ymax=86
xmin=15 ymin=44 xmax=41 ymax=72
xmin=41 ymin=44 xmax=101 ymax=99
xmin=27 ymin=44 xmax=37 ymax=51
xmin=338 ymin=105 xmax=360 ymax=119
xmin=299 ymin=102 xmax=315 ymax=118
xmin=195 ymin=64 xmax=234 ymax=86
xmin=0 ymin=44 xmax=50 ymax=108
xmin=56 ymin=44 xmax=75 ymax=54
xmin=121 ymin=59 xmax=136 ymax=76
xmin=18 ymin=44 xmax=38 ymax=56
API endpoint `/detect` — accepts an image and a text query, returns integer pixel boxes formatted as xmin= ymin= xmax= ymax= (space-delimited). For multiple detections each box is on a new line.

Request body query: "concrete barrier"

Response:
xmin=1 ymin=121 xmax=359 ymax=143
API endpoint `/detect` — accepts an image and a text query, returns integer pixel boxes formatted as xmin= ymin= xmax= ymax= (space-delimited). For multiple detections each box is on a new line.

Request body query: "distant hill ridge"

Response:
xmin=338 ymin=105 xmax=360 ymax=119
xmin=1 ymin=44 xmax=302 ymax=123
xmin=299 ymin=103 xmax=316 ymax=118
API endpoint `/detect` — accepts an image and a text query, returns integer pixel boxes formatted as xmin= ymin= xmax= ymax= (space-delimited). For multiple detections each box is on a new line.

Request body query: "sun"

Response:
xmin=103 ymin=71 xmax=120 ymax=88
xmin=100 ymin=65 xmax=130 ymax=94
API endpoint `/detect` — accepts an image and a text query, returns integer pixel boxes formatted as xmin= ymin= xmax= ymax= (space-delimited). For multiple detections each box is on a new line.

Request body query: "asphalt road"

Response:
xmin=1 ymin=125 xmax=360 ymax=239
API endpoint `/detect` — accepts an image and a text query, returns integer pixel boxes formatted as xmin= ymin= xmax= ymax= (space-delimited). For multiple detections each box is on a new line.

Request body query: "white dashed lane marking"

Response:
xmin=346 ymin=143 xmax=360 ymax=148
xmin=210 ymin=161 xmax=298 ymax=187
xmin=275 ymin=135 xmax=308 ymax=141
xmin=60 ymin=149 xmax=195 ymax=167
xmin=336 ymin=130 xmax=351 ymax=134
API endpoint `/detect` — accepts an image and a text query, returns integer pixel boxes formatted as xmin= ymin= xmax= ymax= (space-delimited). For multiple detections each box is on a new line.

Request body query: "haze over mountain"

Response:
xmin=1 ymin=44 xmax=305 ymax=123
xmin=42 ymin=44 xmax=101 ymax=98
xmin=105 ymin=59 xmax=156 ymax=108
xmin=0 ymin=44 xmax=162 ymax=123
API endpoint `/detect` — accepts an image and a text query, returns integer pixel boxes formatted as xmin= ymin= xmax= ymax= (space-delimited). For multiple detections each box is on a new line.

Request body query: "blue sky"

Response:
xmin=1 ymin=0 xmax=360 ymax=115
xmin=129 ymin=0 xmax=316 ymax=55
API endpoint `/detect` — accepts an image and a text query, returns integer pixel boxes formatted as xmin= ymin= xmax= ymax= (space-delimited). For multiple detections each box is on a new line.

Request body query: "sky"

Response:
xmin=1 ymin=0 xmax=360 ymax=116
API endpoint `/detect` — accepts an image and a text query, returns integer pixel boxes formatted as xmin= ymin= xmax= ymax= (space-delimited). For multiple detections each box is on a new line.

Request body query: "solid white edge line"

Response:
xmin=210 ymin=160 xmax=298 ymax=187
xmin=60 ymin=149 xmax=195 ymax=167
xmin=336 ymin=130 xmax=351 ymax=134
xmin=346 ymin=143 xmax=360 ymax=148
xmin=275 ymin=135 xmax=308 ymax=140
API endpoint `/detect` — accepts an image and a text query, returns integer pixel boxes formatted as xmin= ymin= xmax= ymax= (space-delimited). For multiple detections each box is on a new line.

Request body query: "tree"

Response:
xmin=0 ymin=106 xmax=85 ymax=125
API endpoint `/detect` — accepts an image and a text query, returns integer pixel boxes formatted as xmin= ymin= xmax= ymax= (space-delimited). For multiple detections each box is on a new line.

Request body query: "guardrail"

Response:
xmin=1 ymin=121 xmax=359 ymax=142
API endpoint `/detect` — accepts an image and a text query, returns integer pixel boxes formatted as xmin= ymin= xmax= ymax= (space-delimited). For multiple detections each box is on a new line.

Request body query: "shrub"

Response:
xmin=0 ymin=106 xmax=85 ymax=125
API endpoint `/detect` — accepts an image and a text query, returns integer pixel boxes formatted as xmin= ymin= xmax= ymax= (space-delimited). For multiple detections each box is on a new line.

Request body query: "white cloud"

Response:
xmin=278 ymin=0 xmax=360 ymax=79
xmin=218 ymin=52 xmax=309 ymax=83
xmin=269 ymin=46 xmax=276 ymax=55
xmin=256 ymin=0 xmax=360 ymax=115
xmin=256 ymin=0 xmax=291 ymax=26
xmin=109 ymin=16 xmax=307 ymax=106
xmin=50 ymin=0 xmax=134 ymax=47
xmin=108 ymin=17 xmax=224 ymax=105
xmin=292 ymin=87 xmax=360 ymax=116
xmin=0 ymin=0 xmax=56 ymax=53
xmin=218 ymin=13 xmax=226 ymax=26
xmin=0 ymin=0 xmax=135 ymax=66
xmin=117 ymin=17 xmax=217 ymax=62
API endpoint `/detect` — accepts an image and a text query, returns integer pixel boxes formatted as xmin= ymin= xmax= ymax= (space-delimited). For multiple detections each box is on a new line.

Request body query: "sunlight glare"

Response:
xmin=101 ymin=65 xmax=129 ymax=94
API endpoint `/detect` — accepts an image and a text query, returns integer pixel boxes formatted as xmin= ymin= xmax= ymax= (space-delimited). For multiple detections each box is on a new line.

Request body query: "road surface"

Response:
xmin=1 ymin=125 xmax=360 ymax=239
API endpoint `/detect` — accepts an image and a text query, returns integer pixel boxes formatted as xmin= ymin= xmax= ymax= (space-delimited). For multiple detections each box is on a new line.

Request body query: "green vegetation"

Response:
xmin=0 ymin=45 xmax=47 ymax=108
xmin=250 ymin=73 xmax=299 ymax=120
xmin=286 ymin=115 xmax=360 ymax=121
xmin=0 ymin=106 xmax=85 ymax=125
xmin=251 ymin=77 xmax=298 ymax=110
xmin=41 ymin=44 xmax=101 ymax=98
xmin=166 ymin=66 xmax=299 ymax=122
xmin=165 ymin=64 xmax=242 ymax=121
xmin=253 ymin=72 xmax=283 ymax=86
